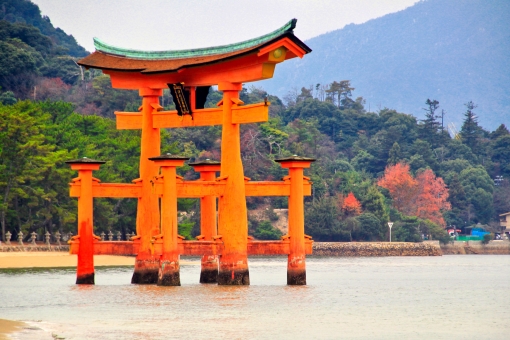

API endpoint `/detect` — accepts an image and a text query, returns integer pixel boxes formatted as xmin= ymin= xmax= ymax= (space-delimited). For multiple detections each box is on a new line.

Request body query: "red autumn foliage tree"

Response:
xmin=35 ymin=77 xmax=71 ymax=101
xmin=414 ymin=169 xmax=451 ymax=226
xmin=378 ymin=163 xmax=451 ymax=226
xmin=342 ymin=191 xmax=362 ymax=216
xmin=377 ymin=163 xmax=418 ymax=215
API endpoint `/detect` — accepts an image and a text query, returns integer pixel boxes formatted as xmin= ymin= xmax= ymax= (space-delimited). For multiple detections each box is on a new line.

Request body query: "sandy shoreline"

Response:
xmin=0 ymin=252 xmax=202 ymax=269
xmin=0 ymin=319 xmax=24 ymax=340
xmin=0 ymin=251 xmax=135 ymax=269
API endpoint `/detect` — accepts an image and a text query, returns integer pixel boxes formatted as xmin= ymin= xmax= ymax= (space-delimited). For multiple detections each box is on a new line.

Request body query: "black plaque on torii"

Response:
xmin=168 ymin=83 xmax=211 ymax=118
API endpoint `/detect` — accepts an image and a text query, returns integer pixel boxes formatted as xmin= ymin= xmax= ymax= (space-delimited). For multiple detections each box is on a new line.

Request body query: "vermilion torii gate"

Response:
xmin=68 ymin=19 xmax=313 ymax=286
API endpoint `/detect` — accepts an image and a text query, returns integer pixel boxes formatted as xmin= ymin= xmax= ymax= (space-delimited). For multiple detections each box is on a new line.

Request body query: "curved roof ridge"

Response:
xmin=94 ymin=19 xmax=297 ymax=60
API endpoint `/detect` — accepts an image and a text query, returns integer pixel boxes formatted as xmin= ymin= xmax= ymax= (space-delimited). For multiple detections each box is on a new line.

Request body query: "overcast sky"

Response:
xmin=31 ymin=0 xmax=419 ymax=52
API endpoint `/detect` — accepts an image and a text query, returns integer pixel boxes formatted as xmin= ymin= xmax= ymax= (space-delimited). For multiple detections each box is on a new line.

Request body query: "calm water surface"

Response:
xmin=0 ymin=255 xmax=509 ymax=339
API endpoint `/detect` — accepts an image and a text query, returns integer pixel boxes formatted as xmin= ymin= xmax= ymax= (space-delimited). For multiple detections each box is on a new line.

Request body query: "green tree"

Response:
xmin=0 ymin=91 xmax=17 ymax=105
xmin=420 ymin=219 xmax=450 ymax=244
xmin=445 ymin=139 xmax=478 ymax=163
xmin=0 ymin=39 xmax=39 ymax=96
xmin=253 ymin=221 xmax=282 ymax=240
xmin=409 ymin=139 xmax=438 ymax=172
xmin=325 ymin=80 xmax=354 ymax=108
xmin=354 ymin=212 xmax=383 ymax=241
xmin=351 ymin=150 xmax=376 ymax=173
xmin=387 ymin=142 xmax=402 ymax=165
xmin=296 ymin=87 xmax=313 ymax=104
xmin=446 ymin=174 xmax=467 ymax=210
xmin=460 ymin=101 xmax=482 ymax=150
xmin=419 ymin=99 xmax=441 ymax=147
xmin=493 ymin=180 xmax=510 ymax=218
xmin=0 ymin=101 xmax=53 ymax=240
xmin=392 ymin=215 xmax=422 ymax=242
xmin=180 ymin=219 xmax=195 ymax=240
xmin=490 ymin=124 xmax=509 ymax=140
xmin=458 ymin=166 xmax=494 ymax=224
xmin=491 ymin=133 xmax=510 ymax=178
xmin=360 ymin=185 xmax=389 ymax=223
xmin=259 ymin=118 xmax=289 ymax=156
xmin=305 ymin=196 xmax=350 ymax=241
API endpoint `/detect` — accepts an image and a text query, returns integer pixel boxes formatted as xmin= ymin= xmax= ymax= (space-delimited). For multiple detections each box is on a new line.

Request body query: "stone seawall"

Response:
xmin=312 ymin=241 xmax=442 ymax=256
xmin=2 ymin=241 xmax=508 ymax=255
xmin=0 ymin=245 xmax=69 ymax=252
xmin=441 ymin=240 xmax=510 ymax=255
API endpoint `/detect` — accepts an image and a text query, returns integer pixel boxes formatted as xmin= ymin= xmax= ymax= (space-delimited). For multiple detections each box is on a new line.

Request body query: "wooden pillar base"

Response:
xmin=157 ymin=259 xmax=180 ymax=286
xmin=200 ymin=255 xmax=218 ymax=284
xmin=131 ymin=252 xmax=159 ymax=284
xmin=287 ymin=254 xmax=306 ymax=285
xmin=218 ymin=255 xmax=250 ymax=285
xmin=76 ymin=272 xmax=95 ymax=285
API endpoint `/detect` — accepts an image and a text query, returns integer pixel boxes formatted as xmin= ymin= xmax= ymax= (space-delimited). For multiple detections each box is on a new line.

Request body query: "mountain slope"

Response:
xmin=259 ymin=0 xmax=510 ymax=129
xmin=0 ymin=0 xmax=87 ymax=57
xmin=0 ymin=0 xmax=90 ymax=98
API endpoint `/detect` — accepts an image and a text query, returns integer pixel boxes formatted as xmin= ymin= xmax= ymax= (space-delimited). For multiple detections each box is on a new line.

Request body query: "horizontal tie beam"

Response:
xmin=68 ymin=239 xmax=313 ymax=256
xmin=69 ymin=182 xmax=142 ymax=198
xmin=115 ymin=102 xmax=268 ymax=130
xmin=70 ymin=179 xmax=311 ymax=198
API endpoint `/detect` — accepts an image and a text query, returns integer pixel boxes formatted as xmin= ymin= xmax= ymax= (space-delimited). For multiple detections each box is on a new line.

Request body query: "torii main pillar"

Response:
xmin=132 ymin=88 xmax=162 ymax=284
xmin=276 ymin=156 xmax=315 ymax=285
xmin=149 ymin=154 xmax=189 ymax=286
xmin=65 ymin=157 xmax=105 ymax=284
xmin=217 ymin=82 xmax=249 ymax=285
xmin=190 ymin=160 xmax=221 ymax=284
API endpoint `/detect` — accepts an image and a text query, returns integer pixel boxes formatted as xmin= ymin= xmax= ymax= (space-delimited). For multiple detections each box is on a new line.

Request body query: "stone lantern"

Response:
xmin=55 ymin=231 xmax=62 ymax=246
xmin=18 ymin=231 xmax=24 ymax=246
xmin=30 ymin=231 xmax=37 ymax=246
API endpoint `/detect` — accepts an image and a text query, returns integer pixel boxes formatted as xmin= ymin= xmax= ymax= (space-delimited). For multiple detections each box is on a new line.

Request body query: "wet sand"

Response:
xmin=0 ymin=319 xmax=24 ymax=340
xmin=0 ymin=252 xmax=134 ymax=268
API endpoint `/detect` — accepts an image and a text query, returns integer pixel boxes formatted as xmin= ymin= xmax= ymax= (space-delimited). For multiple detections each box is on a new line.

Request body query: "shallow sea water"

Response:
xmin=1 ymin=255 xmax=509 ymax=339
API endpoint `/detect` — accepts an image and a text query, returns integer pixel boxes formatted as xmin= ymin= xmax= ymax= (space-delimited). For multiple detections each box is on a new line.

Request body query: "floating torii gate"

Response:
xmin=68 ymin=19 xmax=313 ymax=286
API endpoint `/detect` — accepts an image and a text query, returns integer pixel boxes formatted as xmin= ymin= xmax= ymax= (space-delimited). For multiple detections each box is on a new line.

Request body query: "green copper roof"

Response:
xmin=93 ymin=19 xmax=297 ymax=60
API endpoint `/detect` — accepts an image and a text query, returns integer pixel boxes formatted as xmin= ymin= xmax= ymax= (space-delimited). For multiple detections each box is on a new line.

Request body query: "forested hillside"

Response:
xmin=2 ymin=85 xmax=509 ymax=244
xmin=260 ymin=0 xmax=510 ymax=130
xmin=1 ymin=1 xmax=509 ymax=244
xmin=0 ymin=0 xmax=88 ymax=100
xmin=0 ymin=0 xmax=87 ymax=57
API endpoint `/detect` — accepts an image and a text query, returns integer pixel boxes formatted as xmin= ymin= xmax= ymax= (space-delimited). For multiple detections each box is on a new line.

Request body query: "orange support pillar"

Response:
xmin=66 ymin=157 xmax=105 ymax=284
xmin=217 ymin=82 xmax=249 ymax=285
xmin=132 ymin=88 xmax=163 ymax=284
xmin=150 ymin=154 xmax=189 ymax=286
xmin=276 ymin=156 xmax=315 ymax=285
xmin=190 ymin=160 xmax=221 ymax=283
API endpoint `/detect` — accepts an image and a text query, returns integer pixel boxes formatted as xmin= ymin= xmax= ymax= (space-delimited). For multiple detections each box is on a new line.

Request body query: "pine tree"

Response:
xmin=460 ymin=101 xmax=481 ymax=150
xmin=419 ymin=99 xmax=441 ymax=146
xmin=387 ymin=142 xmax=402 ymax=165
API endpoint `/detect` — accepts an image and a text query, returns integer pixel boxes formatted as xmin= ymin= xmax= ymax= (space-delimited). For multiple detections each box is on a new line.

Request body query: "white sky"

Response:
xmin=32 ymin=0 xmax=419 ymax=52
